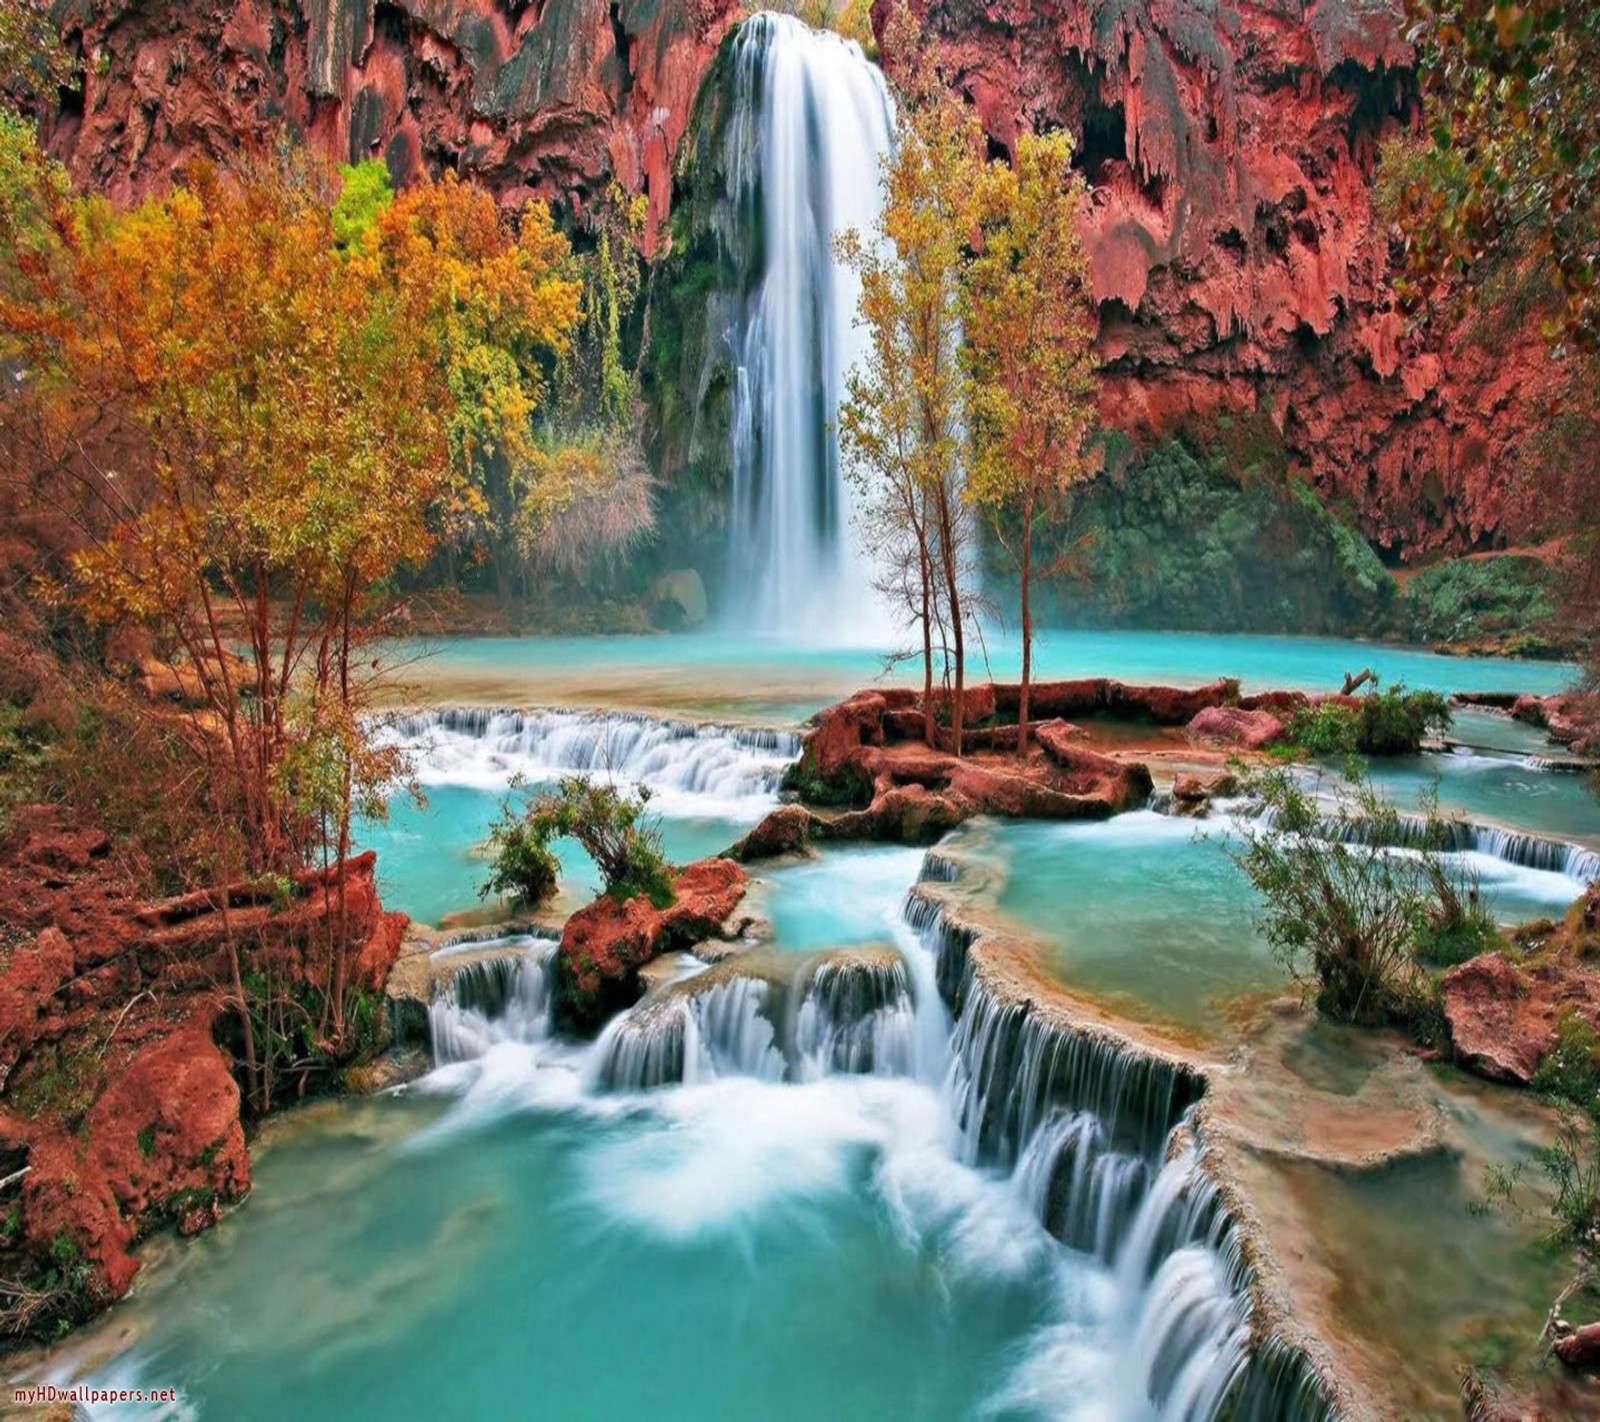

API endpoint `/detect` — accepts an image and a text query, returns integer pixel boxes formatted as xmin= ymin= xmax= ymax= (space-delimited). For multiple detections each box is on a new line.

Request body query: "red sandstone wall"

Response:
xmin=39 ymin=0 xmax=1556 ymax=558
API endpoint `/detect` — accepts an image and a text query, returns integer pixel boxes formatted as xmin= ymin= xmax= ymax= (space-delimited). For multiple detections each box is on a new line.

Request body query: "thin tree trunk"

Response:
xmin=1018 ymin=494 xmax=1033 ymax=758
xmin=919 ymin=531 xmax=935 ymax=747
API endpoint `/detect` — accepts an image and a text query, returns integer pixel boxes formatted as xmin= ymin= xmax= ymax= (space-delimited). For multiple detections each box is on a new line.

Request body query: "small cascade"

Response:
xmin=793 ymin=955 xmax=916 ymax=1080
xmin=1470 ymin=824 xmax=1600 ymax=882
xmin=386 ymin=708 xmax=799 ymax=811
xmin=429 ymin=939 xmax=558 ymax=1065
xmin=720 ymin=13 xmax=896 ymax=639
xmin=591 ymin=974 xmax=785 ymax=1090
xmin=1253 ymin=800 xmax=1599 ymax=885
xmin=940 ymin=951 xmax=1203 ymax=1166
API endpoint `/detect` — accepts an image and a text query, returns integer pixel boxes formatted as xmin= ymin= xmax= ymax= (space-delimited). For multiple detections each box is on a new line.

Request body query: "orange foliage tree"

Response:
xmin=965 ymin=130 xmax=1098 ymax=756
xmin=0 ymin=145 xmax=582 ymax=1051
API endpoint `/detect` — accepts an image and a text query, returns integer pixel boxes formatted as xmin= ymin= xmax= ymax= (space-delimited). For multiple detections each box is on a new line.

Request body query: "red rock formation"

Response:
xmin=893 ymin=0 xmax=1562 ymax=559
xmin=557 ymin=856 xmax=750 ymax=1029
xmin=0 ymin=805 xmax=407 ymax=1334
xmin=1185 ymin=705 xmax=1286 ymax=751
xmin=1439 ymin=950 xmax=1600 ymax=1087
xmin=43 ymin=0 xmax=741 ymax=255
xmin=36 ymin=0 xmax=1564 ymax=553
xmin=788 ymin=684 xmax=1160 ymax=841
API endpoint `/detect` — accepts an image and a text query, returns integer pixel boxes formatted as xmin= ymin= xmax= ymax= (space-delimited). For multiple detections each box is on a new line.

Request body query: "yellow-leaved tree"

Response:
xmin=0 ymin=150 xmax=583 ymax=1087
xmin=965 ymin=129 xmax=1098 ymax=756
xmin=836 ymin=8 xmax=984 ymax=753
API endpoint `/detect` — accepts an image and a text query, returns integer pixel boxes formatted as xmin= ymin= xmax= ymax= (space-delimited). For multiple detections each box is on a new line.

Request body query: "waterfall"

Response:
xmin=429 ymin=938 xmax=558 ymax=1065
xmin=793 ymin=955 xmax=917 ymax=1080
xmin=905 ymin=852 xmax=1335 ymax=1420
xmin=591 ymin=975 xmax=786 ymax=1089
xmin=722 ymin=13 xmax=895 ymax=640
xmin=1249 ymin=801 xmax=1599 ymax=886
xmin=385 ymin=708 xmax=799 ymax=816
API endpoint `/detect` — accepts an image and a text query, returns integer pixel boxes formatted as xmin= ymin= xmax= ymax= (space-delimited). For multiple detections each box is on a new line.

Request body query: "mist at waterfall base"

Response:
xmin=61 ymin=850 xmax=1268 ymax=1422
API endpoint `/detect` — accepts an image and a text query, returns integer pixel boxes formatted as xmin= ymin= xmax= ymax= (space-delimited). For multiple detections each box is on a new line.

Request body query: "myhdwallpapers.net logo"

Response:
xmin=10 ymin=1384 xmax=180 ymax=1407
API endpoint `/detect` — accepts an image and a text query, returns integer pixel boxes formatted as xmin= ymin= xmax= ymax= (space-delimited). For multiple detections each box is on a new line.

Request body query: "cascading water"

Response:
xmin=428 ymin=937 xmax=559 ymax=1065
xmin=721 ymin=13 xmax=895 ymax=641
xmin=385 ymin=707 xmax=799 ymax=816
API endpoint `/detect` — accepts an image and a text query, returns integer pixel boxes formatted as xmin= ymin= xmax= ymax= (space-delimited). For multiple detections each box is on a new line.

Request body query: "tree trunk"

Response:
xmin=919 ymin=531 xmax=935 ymax=747
xmin=1018 ymin=499 xmax=1033 ymax=758
xmin=934 ymin=480 xmax=965 ymax=757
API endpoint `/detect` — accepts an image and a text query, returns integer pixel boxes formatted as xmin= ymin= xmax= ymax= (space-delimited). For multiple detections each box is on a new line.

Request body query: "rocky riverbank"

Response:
xmin=0 ymin=806 xmax=407 ymax=1345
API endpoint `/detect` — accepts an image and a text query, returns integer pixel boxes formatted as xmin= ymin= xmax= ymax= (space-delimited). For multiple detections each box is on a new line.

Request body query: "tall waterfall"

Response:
xmin=723 ymin=13 xmax=894 ymax=641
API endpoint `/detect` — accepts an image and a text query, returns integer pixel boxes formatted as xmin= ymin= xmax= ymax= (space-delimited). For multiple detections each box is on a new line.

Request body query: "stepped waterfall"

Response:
xmin=722 ymin=13 xmax=895 ymax=641
xmin=422 ymin=852 xmax=1334 ymax=1420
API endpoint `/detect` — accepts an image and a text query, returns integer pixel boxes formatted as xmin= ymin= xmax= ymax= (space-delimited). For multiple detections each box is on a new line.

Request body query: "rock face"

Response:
xmin=0 ymin=806 xmax=407 ymax=1333
xmin=900 ymin=0 xmax=1559 ymax=560
xmin=557 ymin=857 xmax=750 ymax=1030
xmin=1440 ymin=951 xmax=1600 ymax=1088
xmin=39 ymin=1 xmax=1562 ymax=563
xmin=43 ymin=0 xmax=741 ymax=255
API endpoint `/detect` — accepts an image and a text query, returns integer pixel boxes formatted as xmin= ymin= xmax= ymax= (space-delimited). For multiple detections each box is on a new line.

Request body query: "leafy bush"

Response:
xmin=781 ymin=758 xmax=874 ymax=808
xmin=1010 ymin=435 xmax=1398 ymax=635
xmin=1533 ymin=1011 xmax=1600 ymax=1111
xmin=1357 ymin=684 xmax=1452 ymax=754
xmin=483 ymin=775 xmax=676 ymax=909
xmin=1395 ymin=555 xmax=1558 ymax=650
xmin=1282 ymin=701 xmax=1359 ymax=757
xmin=1230 ymin=769 xmax=1490 ymax=1026
xmin=1280 ymin=684 xmax=1452 ymax=758
xmin=480 ymin=798 xmax=561 ymax=908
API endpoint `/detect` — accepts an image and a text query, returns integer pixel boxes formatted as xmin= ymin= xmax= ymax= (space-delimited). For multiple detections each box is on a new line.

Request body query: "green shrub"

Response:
xmin=1396 ymin=555 xmax=1557 ymax=648
xmin=480 ymin=799 xmax=561 ymax=908
xmin=1231 ymin=769 xmax=1490 ymax=1027
xmin=1280 ymin=684 xmax=1452 ymax=758
xmin=1357 ymin=684 xmax=1452 ymax=754
xmin=483 ymin=775 xmax=676 ymax=909
xmin=781 ymin=758 xmax=874 ymax=808
xmin=1282 ymin=702 xmax=1359 ymax=756
xmin=1533 ymin=1011 xmax=1600 ymax=1111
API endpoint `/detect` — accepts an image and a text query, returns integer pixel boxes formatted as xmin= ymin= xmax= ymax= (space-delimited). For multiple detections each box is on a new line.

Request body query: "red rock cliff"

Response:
xmin=40 ymin=0 xmax=1557 ymax=557
xmin=891 ymin=0 xmax=1559 ymax=558
xmin=43 ymin=0 xmax=740 ymax=254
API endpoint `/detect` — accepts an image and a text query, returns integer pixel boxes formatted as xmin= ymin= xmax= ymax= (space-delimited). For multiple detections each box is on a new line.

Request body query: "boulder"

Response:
xmin=1440 ymin=953 xmax=1552 ymax=1086
xmin=1185 ymin=705 xmax=1285 ymax=751
xmin=556 ymin=858 xmax=750 ymax=1030
xmin=726 ymin=805 xmax=815 ymax=862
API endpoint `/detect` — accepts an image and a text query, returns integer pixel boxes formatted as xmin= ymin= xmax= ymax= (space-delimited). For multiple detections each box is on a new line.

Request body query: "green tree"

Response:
xmin=965 ymin=130 xmax=1098 ymax=756
xmin=1230 ymin=768 xmax=1493 ymax=1025
xmin=485 ymin=776 xmax=675 ymax=909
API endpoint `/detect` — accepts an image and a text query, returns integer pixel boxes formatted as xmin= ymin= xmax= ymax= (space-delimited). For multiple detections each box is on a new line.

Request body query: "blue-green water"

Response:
xmin=984 ymin=808 xmax=1588 ymax=1035
xmin=385 ymin=628 xmax=1577 ymax=724
xmin=361 ymin=787 xmax=748 ymax=927
xmin=63 ymin=1085 xmax=1067 ymax=1421
xmin=760 ymin=846 xmax=928 ymax=952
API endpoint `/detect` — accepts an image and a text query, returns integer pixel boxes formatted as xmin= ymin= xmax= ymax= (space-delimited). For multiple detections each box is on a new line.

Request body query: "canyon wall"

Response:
xmin=43 ymin=0 xmax=741 ymax=254
xmin=900 ymin=0 xmax=1557 ymax=560
xmin=38 ymin=0 xmax=1556 ymax=560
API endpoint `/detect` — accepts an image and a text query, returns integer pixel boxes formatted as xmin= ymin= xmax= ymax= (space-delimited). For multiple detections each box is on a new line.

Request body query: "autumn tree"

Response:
xmin=965 ymin=130 xmax=1098 ymax=756
xmin=356 ymin=169 xmax=584 ymax=600
xmin=837 ymin=8 xmax=983 ymax=753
